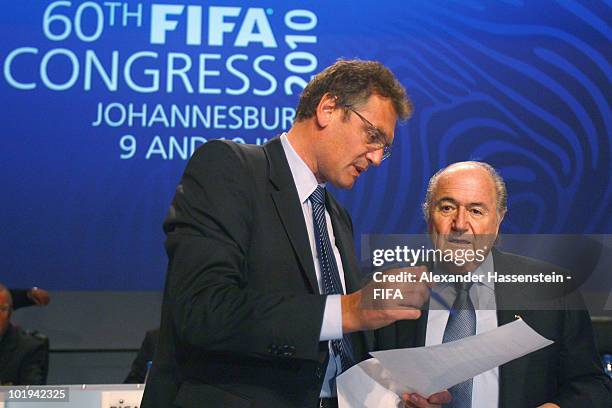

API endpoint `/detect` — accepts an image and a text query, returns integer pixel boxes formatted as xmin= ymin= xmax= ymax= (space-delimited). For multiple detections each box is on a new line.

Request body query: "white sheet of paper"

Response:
xmin=337 ymin=319 xmax=553 ymax=407
xmin=337 ymin=359 xmax=402 ymax=408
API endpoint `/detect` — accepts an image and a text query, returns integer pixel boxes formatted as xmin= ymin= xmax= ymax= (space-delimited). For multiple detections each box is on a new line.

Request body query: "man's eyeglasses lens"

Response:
xmin=345 ymin=106 xmax=392 ymax=160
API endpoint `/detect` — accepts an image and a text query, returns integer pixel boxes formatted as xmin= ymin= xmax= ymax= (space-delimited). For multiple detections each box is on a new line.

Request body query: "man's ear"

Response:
xmin=497 ymin=210 xmax=506 ymax=227
xmin=494 ymin=210 xmax=506 ymax=235
xmin=314 ymin=93 xmax=337 ymax=128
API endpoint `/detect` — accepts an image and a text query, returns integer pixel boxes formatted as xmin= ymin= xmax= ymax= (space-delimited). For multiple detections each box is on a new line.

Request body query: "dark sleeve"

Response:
xmin=9 ymin=289 xmax=35 ymax=310
xmin=17 ymin=338 xmax=46 ymax=385
xmin=124 ymin=330 xmax=158 ymax=383
xmin=165 ymin=141 xmax=325 ymax=361
xmin=551 ymin=296 xmax=612 ymax=407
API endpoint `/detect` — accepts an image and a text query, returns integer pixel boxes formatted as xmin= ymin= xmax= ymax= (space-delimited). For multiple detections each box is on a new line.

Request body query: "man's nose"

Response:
xmin=452 ymin=207 xmax=468 ymax=231
xmin=365 ymin=149 xmax=383 ymax=167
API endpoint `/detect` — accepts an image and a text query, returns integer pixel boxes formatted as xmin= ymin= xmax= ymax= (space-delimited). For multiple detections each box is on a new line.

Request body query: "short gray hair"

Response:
xmin=422 ymin=161 xmax=507 ymax=221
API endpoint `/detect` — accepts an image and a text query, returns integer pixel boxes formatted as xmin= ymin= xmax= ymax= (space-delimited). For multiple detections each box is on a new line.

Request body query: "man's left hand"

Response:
xmin=27 ymin=287 xmax=51 ymax=306
xmin=402 ymin=390 xmax=452 ymax=408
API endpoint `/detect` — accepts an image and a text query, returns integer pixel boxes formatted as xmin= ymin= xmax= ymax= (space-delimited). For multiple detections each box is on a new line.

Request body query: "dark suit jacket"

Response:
xmin=124 ymin=329 xmax=159 ymax=384
xmin=0 ymin=324 xmax=47 ymax=385
xmin=141 ymin=138 xmax=369 ymax=408
xmin=376 ymin=249 xmax=612 ymax=407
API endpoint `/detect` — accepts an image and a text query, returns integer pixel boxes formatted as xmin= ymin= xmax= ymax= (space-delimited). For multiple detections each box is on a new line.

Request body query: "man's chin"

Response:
xmin=329 ymin=176 xmax=357 ymax=189
xmin=445 ymin=241 xmax=475 ymax=251
xmin=436 ymin=240 xmax=474 ymax=252
xmin=439 ymin=260 xmax=483 ymax=274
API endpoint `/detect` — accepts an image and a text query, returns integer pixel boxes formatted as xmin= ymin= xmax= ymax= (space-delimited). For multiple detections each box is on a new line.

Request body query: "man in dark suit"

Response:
xmin=142 ymin=60 xmax=447 ymax=408
xmin=377 ymin=162 xmax=611 ymax=407
xmin=0 ymin=284 xmax=47 ymax=385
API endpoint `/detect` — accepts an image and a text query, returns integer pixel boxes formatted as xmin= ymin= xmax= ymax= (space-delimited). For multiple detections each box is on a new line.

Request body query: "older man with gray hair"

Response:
xmin=377 ymin=161 xmax=611 ymax=408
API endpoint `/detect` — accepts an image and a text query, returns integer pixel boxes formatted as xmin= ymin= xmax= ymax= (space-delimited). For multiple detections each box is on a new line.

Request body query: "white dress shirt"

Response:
xmin=426 ymin=253 xmax=499 ymax=408
xmin=280 ymin=133 xmax=345 ymax=397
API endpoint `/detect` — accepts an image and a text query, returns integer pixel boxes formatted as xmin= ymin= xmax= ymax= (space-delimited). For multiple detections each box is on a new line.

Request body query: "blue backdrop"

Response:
xmin=1 ymin=0 xmax=610 ymax=290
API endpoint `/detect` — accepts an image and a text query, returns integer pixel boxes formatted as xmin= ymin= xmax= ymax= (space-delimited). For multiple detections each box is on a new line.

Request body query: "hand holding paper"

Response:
xmin=337 ymin=319 xmax=553 ymax=407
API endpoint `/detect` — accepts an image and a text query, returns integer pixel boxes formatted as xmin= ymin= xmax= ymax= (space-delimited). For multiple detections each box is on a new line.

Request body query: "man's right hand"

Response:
xmin=341 ymin=266 xmax=430 ymax=333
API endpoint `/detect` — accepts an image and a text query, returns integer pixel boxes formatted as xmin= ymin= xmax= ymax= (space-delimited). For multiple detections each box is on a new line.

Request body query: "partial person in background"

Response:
xmin=0 ymin=284 xmax=47 ymax=385
xmin=10 ymin=287 xmax=51 ymax=310
xmin=377 ymin=161 xmax=612 ymax=407
xmin=124 ymin=329 xmax=159 ymax=384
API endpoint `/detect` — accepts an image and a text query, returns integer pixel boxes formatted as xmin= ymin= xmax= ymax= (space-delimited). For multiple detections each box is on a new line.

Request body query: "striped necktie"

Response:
xmin=309 ymin=186 xmax=355 ymax=372
xmin=442 ymin=282 xmax=476 ymax=408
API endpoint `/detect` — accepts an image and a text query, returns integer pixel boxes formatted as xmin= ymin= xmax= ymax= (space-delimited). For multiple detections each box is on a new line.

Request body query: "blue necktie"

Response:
xmin=309 ymin=186 xmax=355 ymax=372
xmin=442 ymin=282 xmax=476 ymax=408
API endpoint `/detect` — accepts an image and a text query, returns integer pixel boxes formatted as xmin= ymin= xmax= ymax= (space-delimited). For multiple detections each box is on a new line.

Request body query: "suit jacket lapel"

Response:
xmin=264 ymin=138 xmax=319 ymax=293
xmin=326 ymin=193 xmax=376 ymax=353
xmin=389 ymin=306 xmax=428 ymax=350
xmin=326 ymin=195 xmax=361 ymax=294
xmin=493 ymin=249 xmax=525 ymax=408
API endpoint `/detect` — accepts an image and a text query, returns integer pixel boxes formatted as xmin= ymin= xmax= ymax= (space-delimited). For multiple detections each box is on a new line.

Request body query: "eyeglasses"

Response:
xmin=0 ymin=305 xmax=11 ymax=313
xmin=344 ymin=106 xmax=392 ymax=161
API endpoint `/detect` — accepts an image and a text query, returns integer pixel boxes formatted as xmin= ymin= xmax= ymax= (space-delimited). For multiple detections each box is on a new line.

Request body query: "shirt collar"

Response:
xmin=474 ymin=251 xmax=495 ymax=290
xmin=280 ymin=133 xmax=324 ymax=203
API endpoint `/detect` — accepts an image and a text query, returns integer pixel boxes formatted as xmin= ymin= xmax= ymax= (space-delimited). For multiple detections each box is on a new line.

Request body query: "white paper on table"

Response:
xmin=337 ymin=319 xmax=553 ymax=408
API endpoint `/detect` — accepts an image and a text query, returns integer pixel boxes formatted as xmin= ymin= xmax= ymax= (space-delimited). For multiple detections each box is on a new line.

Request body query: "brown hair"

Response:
xmin=295 ymin=59 xmax=412 ymax=122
